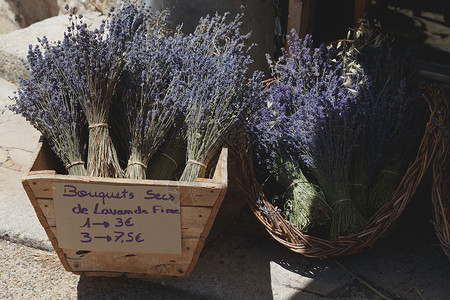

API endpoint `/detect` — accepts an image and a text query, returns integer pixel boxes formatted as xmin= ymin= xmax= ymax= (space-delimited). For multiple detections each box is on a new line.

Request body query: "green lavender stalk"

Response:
xmin=348 ymin=146 xmax=369 ymax=218
xmin=146 ymin=129 xmax=186 ymax=180
xmin=277 ymin=158 xmax=331 ymax=232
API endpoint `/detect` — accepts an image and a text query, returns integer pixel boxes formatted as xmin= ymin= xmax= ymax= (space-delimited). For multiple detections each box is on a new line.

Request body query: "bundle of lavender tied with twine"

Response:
xmin=59 ymin=6 xmax=126 ymax=178
xmin=249 ymin=94 xmax=331 ymax=232
xmin=178 ymin=11 xmax=263 ymax=181
xmin=110 ymin=4 xmax=184 ymax=180
xmin=11 ymin=4 xmax=143 ymax=178
xmin=10 ymin=34 xmax=88 ymax=176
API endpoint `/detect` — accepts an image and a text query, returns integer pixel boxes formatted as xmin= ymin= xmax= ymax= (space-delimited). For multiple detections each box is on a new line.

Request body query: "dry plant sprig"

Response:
xmin=179 ymin=11 xmax=263 ymax=181
xmin=54 ymin=6 xmax=125 ymax=178
xmin=110 ymin=4 xmax=186 ymax=180
xmin=10 ymin=34 xmax=88 ymax=176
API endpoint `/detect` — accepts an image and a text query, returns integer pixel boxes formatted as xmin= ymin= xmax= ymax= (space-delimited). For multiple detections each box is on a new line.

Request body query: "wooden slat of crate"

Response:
xmin=25 ymin=175 xmax=222 ymax=207
xmin=63 ymin=238 xmax=202 ymax=276
xmin=22 ymin=180 xmax=72 ymax=272
xmin=22 ymin=139 xmax=228 ymax=278
xmin=44 ymin=228 xmax=207 ymax=277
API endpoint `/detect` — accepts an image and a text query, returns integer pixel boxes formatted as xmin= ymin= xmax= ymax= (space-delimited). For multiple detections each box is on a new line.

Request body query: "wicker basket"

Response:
xmin=431 ymin=87 xmax=450 ymax=260
xmin=240 ymin=84 xmax=448 ymax=258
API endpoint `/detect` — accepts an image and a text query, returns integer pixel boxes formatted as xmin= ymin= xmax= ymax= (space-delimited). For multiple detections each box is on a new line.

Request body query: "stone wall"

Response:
xmin=56 ymin=0 xmax=123 ymax=15
xmin=7 ymin=0 xmax=59 ymax=28
xmin=0 ymin=0 xmax=20 ymax=34
xmin=0 ymin=0 xmax=121 ymax=34
xmin=0 ymin=12 xmax=105 ymax=83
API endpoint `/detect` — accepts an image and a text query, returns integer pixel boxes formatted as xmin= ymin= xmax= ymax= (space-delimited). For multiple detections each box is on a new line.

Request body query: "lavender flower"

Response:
xmin=348 ymin=22 xmax=427 ymax=212
xmin=48 ymin=6 xmax=127 ymax=178
xmin=178 ymin=11 xmax=263 ymax=181
xmin=109 ymin=4 xmax=185 ymax=180
xmin=250 ymin=30 xmax=366 ymax=238
xmin=10 ymin=34 xmax=88 ymax=176
xmin=251 ymin=23 xmax=426 ymax=238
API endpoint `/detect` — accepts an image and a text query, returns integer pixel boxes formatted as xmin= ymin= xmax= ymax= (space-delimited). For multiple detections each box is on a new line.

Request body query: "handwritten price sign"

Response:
xmin=52 ymin=182 xmax=181 ymax=254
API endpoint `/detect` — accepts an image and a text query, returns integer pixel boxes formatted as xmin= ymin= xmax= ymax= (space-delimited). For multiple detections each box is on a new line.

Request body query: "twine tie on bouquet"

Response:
xmin=65 ymin=161 xmax=85 ymax=170
xmin=88 ymin=123 xmax=109 ymax=130
xmin=127 ymin=161 xmax=148 ymax=169
xmin=287 ymin=180 xmax=309 ymax=190
xmin=187 ymin=159 xmax=207 ymax=169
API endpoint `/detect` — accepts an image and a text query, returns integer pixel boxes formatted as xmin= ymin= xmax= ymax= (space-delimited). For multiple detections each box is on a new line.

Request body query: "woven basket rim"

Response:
xmin=431 ymin=86 xmax=450 ymax=260
xmin=241 ymin=83 xmax=448 ymax=258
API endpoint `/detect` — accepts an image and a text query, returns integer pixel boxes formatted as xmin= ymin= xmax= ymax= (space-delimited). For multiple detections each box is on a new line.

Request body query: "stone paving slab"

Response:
xmin=0 ymin=77 xmax=49 ymax=250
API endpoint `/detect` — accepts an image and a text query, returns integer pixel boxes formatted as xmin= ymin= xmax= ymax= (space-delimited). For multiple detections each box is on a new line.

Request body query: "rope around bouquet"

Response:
xmin=240 ymin=84 xmax=448 ymax=258
xmin=430 ymin=86 xmax=450 ymax=259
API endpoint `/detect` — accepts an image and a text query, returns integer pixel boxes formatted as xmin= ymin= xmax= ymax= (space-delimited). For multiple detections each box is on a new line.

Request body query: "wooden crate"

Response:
xmin=22 ymin=138 xmax=228 ymax=278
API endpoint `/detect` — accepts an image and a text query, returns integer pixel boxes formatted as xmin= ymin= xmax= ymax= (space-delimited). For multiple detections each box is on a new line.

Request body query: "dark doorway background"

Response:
xmin=276 ymin=0 xmax=450 ymax=67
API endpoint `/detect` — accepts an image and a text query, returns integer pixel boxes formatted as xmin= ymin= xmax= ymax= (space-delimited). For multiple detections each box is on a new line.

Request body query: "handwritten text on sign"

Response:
xmin=52 ymin=182 xmax=181 ymax=254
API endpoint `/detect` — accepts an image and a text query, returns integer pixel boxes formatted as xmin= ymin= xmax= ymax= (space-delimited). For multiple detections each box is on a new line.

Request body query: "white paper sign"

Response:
xmin=52 ymin=182 xmax=181 ymax=254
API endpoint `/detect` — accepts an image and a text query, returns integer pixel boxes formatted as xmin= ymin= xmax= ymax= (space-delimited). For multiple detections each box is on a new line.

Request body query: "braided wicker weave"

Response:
xmin=240 ymin=84 xmax=448 ymax=258
xmin=430 ymin=87 xmax=450 ymax=260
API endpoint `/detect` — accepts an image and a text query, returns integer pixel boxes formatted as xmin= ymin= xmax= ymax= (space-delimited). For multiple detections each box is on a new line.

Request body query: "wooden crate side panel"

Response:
xmin=181 ymin=207 xmax=213 ymax=238
xmin=36 ymin=199 xmax=213 ymax=239
xmin=25 ymin=178 xmax=54 ymax=199
xmin=34 ymin=196 xmax=215 ymax=276
xmin=72 ymin=271 xmax=123 ymax=277
xmin=29 ymin=139 xmax=64 ymax=173
xmin=72 ymin=270 xmax=188 ymax=279
xmin=25 ymin=176 xmax=223 ymax=207
xmin=63 ymin=237 xmax=200 ymax=276
xmin=212 ymin=148 xmax=228 ymax=185
xmin=23 ymin=142 xmax=228 ymax=277
xmin=47 ymin=217 xmax=56 ymax=227
xmin=37 ymin=199 xmax=54 ymax=218
xmin=21 ymin=181 xmax=72 ymax=272
xmin=182 ymin=185 xmax=222 ymax=206
xmin=185 ymin=182 xmax=228 ymax=275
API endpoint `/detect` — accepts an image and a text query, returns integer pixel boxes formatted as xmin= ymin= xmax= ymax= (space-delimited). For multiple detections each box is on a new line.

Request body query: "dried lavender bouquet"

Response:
xmin=262 ymin=32 xmax=366 ymax=238
xmin=361 ymin=41 xmax=426 ymax=213
xmin=340 ymin=21 xmax=427 ymax=215
xmin=249 ymin=98 xmax=330 ymax=232
xmin=179 ymin=12 xmax=262 ymax=181
xmin=278 ymin=159 xmax=330 ymax=232
xmin=10 ymin=36 xmax=88 ymax=176
xmin=53 ymin=6 xmax=126 ymax=178
xmin=111 ymin=4 xmax=183 ymax=180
